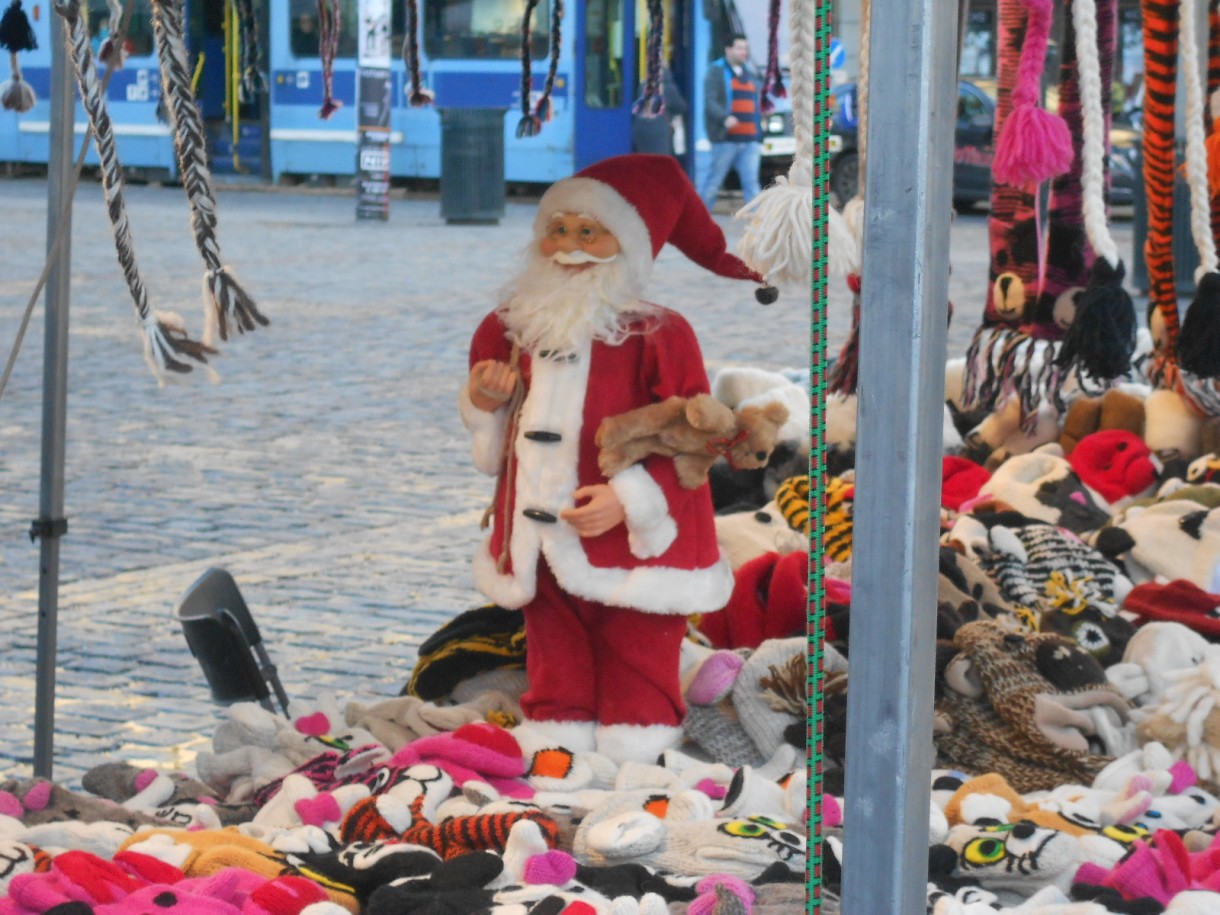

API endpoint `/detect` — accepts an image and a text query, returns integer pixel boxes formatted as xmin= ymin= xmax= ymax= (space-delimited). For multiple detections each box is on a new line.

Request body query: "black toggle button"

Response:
xmin=524 ymin=430 xmax=562 ymax=442
xmin=523 ymin=508 xmax=558 ymax=523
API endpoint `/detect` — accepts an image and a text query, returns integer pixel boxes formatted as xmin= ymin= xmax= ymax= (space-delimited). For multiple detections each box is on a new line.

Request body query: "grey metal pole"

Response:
xmin=839 ymin=0 xmax=957 ymax=910
xmin=33 ymin=6 xmax=76 ymax=779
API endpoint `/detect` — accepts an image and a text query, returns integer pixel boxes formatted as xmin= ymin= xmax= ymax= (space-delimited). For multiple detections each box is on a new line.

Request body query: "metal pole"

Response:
xmin=33 ymin=6 xmax=76 ymax=779
xmin=839 ymin=0 xmax=956 ymax=910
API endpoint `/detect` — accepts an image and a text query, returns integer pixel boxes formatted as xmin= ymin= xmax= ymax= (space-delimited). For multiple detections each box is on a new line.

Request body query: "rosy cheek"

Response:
xmin=539 ymin=238 xmax=557 ymax=257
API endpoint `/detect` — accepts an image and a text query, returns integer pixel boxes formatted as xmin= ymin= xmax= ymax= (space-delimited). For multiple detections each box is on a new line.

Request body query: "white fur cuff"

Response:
xmin=596 ymin=723 xmax=684 ymax=764
xmin=458 ymin=385 xmax=509 ymax=476
xmin=608 ymin=465 xmax=678 ymax=559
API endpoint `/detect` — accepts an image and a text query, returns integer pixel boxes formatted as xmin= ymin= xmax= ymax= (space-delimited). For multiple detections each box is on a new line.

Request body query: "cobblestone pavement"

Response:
xmin=0 ymin=176 xmax=1134 ymax=787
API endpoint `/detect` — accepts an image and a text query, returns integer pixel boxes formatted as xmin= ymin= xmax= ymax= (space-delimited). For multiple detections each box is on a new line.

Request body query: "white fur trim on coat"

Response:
xmin=459 ymin=384 xmax=508 ymax=476
xmin=470 ymin=341 xmax=733 ymax=615
xmin=535 ymin=177 xmax=653 ymax=294
xmin=608 ymin=464 xmax=678 ymax=559
xmin=595 ymin=723 xmax=684 ymax=764
xmin=515 ymin=719 xmax=598 ymax=753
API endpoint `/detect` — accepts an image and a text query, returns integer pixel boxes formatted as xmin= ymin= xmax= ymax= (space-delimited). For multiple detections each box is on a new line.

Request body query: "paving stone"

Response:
xmin=0 ymin=176 xmax=1135 ymax=784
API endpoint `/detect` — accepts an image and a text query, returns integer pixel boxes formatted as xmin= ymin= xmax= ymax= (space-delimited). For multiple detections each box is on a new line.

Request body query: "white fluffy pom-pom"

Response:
xmin=734 ymin=177 xmax=812 ymax=288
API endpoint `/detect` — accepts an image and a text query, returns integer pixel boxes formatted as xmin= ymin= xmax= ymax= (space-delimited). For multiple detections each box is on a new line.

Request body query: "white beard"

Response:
xmin=497 ymin=251 xmax=656 ymax=355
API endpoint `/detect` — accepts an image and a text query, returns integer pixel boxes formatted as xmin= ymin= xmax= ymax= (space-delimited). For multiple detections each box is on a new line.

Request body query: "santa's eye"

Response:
xmin=1103 ymin=824 xmax=1149 ymax=842
xmin=721 ymin=820 xmax=766 ymax=837
xmin=963 ymin=837 xmax=1008 ymax=865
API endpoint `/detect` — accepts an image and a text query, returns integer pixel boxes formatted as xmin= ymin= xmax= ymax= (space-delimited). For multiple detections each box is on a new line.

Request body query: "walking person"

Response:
xmin=698 ymin=34 xmax=763 ymax=211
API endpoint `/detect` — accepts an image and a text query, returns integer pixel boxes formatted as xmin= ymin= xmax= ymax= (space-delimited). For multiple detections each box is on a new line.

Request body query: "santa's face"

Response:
xmin=539 ymin=213 xmax=621 ymax=267
xmin=496 ymin=214 xmax=650 ymax=355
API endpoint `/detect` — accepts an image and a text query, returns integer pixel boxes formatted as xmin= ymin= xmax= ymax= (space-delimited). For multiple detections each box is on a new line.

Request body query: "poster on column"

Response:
xmin=356 ymin=0 xmax=392 ymax=220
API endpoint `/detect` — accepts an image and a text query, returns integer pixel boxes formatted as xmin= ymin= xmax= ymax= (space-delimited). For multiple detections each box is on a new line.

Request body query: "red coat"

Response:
xmin=459 ymin=307 xmax=732 ymax=614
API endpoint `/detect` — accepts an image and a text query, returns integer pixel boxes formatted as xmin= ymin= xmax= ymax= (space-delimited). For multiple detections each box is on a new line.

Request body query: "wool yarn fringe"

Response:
xmin=151 ymin=0 xmax=268 ymax=344
xmin=52 ymin=0 xmax=215 ymax=379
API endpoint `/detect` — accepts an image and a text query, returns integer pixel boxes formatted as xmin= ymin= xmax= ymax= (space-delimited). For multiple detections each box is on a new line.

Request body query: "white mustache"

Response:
xmin=551 ymin=250 xmax=618 ymax=265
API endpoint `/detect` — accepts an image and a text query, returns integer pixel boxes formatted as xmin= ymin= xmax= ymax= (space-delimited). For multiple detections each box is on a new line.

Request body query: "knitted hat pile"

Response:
xmin=935 ymin=620 xmax=1131 ymax=792
xmin=1068 ymin=430 xmax=1159 ymax=507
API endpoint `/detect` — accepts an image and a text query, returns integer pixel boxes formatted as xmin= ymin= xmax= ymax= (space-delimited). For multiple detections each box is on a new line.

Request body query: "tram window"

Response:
xmin=87 ymin=0 xmax=154 ymax=59
xmin=422 ymin=0 xmax=548 ymax=60
xmin=584 ymin=0 xmax=623 ymax=108
xmin=291 ymin=0 xmax=354 ymax=57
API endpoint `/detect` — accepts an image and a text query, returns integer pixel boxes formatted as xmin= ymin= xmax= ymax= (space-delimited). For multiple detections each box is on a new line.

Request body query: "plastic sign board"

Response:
xmin=356 ymin=0 xmax=392 ymax=220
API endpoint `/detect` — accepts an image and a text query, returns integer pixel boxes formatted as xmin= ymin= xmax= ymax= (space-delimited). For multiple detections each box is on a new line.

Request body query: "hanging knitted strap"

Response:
xmin=759 ymin=0 xmax=785 ymax=113
xmin=992 ymin=0 xmax=1072 ymax=186
xmin=826 ymin=0 xmax=867 ymax=394
xmin=1176 ymin=0 xmax=1220 ymax=377
xmin=480 ymin=345 xmax=525 ymax=575
xmin=514 ymin=0 xmax=542 ymax=136
xmin=401 ymin=0 xmax=432 ymax=106
xmin=1054 ymin=0 xmax=1136 ymax=382
xmin=1140 ymin=0 xmax=1179 ymax=388
xmin=826 ymin=275 xmax=860 ymax=395
xmin=233 ymin=0 xmax=265 ymax=102
xmin=1208 ymin=0 xmax=1220 ymax=218
xmin=151 ymin=0 xmax=267 ymax=345
xmin=97 ymin=0 xmax=126 ymax=66
xmin=533 ymin=0 xmax=563 ymax=123
xmin=317 ymin=0 xmax=341 ymax=119
xmin=1034 ymin=0 xmax=1117 ymax=335
xmin=52 ymin=0 xmax=214 ymax=379
xmin=983 ymin=0 xmax=1041 ymax=327
xmin=736 ymin=0 xmax=824 ymax=286
xmin=0 ymin=0 xmax=36 ymax=112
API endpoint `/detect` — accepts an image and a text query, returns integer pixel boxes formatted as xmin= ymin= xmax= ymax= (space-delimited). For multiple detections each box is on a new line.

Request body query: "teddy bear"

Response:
xmin=595 ymin=394 xmax=789 ymax=489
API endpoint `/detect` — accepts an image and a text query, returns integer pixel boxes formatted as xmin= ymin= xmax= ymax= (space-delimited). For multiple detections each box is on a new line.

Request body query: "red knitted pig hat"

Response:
xmin=534 ymin=154 xmax=776 ymax=302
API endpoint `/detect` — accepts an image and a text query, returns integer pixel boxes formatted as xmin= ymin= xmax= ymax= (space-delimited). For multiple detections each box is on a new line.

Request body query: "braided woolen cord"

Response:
xmin=808 ymin=3 xmax=829 ymax=910
xmin=760 ymin=0 xmax=785 ymax=112
xmin=401 ymin=0 xmax=432 ymax=105
xmin=515 ymin=0 xmax=541 ymax=136
xmin=736 ymin=0 xmax=819 ymax=287
xmin=233 ymin=0 xmax=265 ymax=101
xmin=151 ymin=0 xmax=267 ymax=345
xmin=52 ymin=0 xmax=214 ymax=379
xmin=317 ymin=0 xmax=341 ymax=118
xmin=533 ymin=0 xmax=563 ymax=122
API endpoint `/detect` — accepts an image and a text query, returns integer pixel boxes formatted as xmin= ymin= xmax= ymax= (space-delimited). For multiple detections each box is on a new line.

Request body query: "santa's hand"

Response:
xmin=468 ymin=359 xmax=519 ymax=412
xmin=560 ymin=485 xmax=626 ymax=537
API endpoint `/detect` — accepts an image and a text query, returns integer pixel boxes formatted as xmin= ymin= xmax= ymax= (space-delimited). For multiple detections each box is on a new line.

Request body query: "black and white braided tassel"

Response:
xmin=97 ymin=0 xmax=126 ymax=67
xmin=233 ymin=0 xmax=265 ymax=102
xmin=151 ymin=0 xmax=267 ymax=344
xmin=52 ymin=0 xmax=215 ymax=380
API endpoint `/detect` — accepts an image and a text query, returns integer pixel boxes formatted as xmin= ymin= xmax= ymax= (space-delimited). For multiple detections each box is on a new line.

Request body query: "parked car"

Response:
xmin=825 ymin=80 xmax=1137 ymax=212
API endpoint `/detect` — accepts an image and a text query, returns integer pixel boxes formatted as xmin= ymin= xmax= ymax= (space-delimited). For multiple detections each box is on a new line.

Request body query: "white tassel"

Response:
xmin=827 ymin=204 xmax=859 ymax=277
xmin=735 ymin=178 xmax=813 ymax=286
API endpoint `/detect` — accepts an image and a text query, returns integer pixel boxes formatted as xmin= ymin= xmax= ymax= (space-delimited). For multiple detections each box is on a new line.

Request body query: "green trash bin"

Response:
xmin=439 ymin=108 xmax=508 ymax=225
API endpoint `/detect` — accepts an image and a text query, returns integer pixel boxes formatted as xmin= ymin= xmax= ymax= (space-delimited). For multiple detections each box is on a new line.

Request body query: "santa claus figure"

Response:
xmin=459 ymin=154 xmax=768 ymax=763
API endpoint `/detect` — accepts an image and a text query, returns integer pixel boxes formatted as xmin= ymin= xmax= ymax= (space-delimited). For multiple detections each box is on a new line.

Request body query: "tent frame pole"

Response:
xmin=840 ymin=0 xmax=957 ymax=909
xmin=33 ymin=4 xmax=76 ymax=780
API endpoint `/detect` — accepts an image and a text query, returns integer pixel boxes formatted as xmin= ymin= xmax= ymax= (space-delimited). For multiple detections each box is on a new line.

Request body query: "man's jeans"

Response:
xmin=698 ymin=141 xmax=762 ymax=211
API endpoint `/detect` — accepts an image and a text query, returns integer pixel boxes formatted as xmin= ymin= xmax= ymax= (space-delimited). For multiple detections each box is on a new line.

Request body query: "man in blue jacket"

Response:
xmin=698 ymin=34 xmax=763 ymax=211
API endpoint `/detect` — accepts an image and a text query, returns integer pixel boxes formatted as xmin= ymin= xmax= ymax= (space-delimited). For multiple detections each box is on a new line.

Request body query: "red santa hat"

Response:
xmin=534 ymin=154 xmax=776 ymax=302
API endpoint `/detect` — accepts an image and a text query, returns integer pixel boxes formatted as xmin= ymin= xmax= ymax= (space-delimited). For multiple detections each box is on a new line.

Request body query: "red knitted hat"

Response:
xmin=1067 ymin=430 xmax=1158 ymax=506
xmin=941 ymin=455 xmax=991 ymax=512
xmin=534 ymin=154 xmax=765 ymax=292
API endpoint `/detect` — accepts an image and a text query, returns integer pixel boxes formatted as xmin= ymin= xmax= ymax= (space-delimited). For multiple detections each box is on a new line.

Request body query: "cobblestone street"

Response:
xmin=0 ymin=176 xmax=1132 ymax=786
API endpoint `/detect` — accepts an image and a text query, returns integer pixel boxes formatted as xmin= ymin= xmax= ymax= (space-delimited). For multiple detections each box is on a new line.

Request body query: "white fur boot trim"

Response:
xmin=515 ymin=718 xmax=597 ymax=753
xmin=596 ymin=723 xmax=684 ymax=764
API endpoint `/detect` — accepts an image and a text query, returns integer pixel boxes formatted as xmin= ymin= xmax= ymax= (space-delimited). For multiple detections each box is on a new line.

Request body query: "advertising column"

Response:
xmin=356 ymin=0 xmax=392 ymax=220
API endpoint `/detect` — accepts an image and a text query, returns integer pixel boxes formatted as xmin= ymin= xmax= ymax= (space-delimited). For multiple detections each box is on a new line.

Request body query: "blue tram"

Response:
xmin=1 ymin=0 xmax=786 ymax=184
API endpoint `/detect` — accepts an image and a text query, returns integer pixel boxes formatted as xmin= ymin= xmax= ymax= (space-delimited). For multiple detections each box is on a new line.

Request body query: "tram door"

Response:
xmin=574 ymin=0 xmax=636 ymax=169
xmin=188 ymin=0 xmax=263 ymax=173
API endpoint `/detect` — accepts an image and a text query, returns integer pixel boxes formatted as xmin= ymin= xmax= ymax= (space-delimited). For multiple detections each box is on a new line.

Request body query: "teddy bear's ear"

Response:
xmin=763 ymin=401 xmax=791 ymax=427
xmin=686 ymin=395 xmax=734 ymax=433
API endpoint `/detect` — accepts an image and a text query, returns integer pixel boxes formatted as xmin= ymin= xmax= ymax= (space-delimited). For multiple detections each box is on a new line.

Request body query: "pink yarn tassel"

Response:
xmin=992 ymin=0 xmax=1072 ymax=186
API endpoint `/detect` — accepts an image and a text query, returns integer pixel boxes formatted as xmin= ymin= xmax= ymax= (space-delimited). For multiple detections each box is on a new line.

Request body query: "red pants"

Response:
xmin=520 ymin=560 xmax=688 ymax=728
